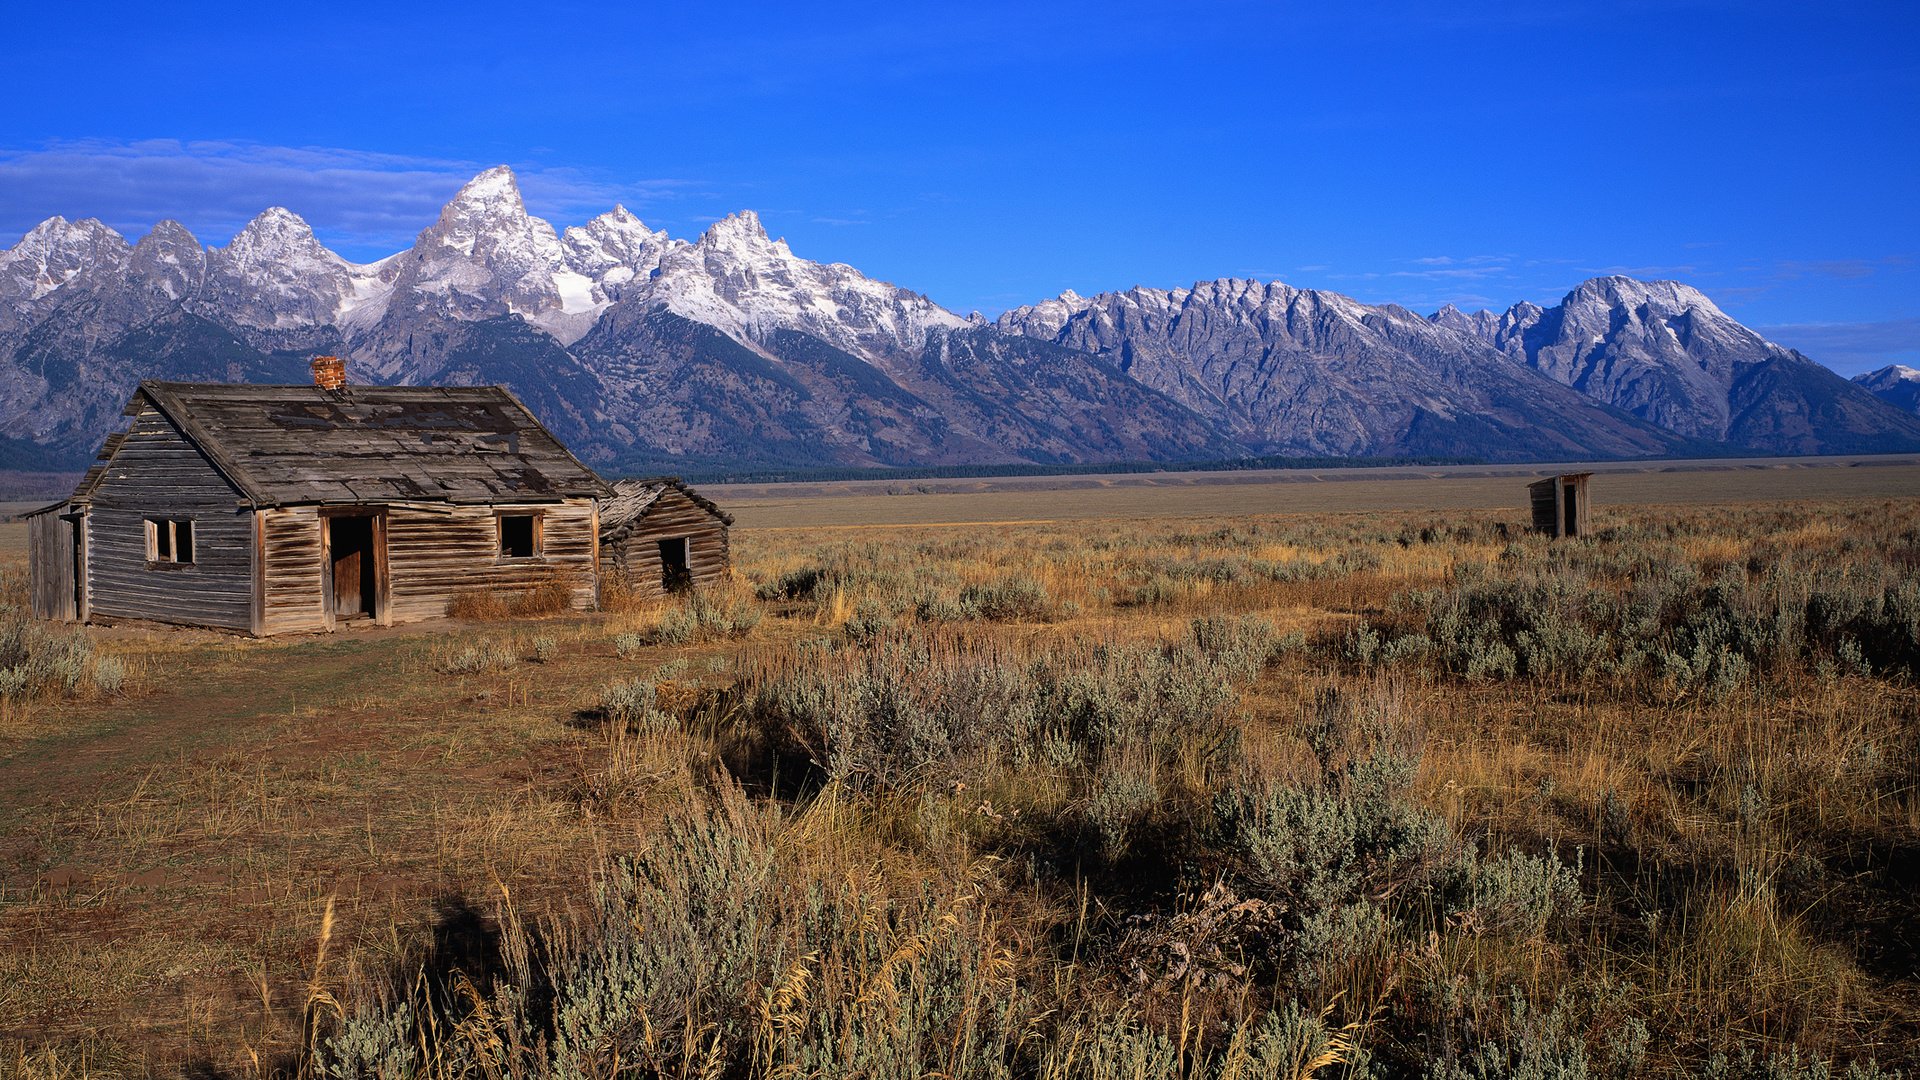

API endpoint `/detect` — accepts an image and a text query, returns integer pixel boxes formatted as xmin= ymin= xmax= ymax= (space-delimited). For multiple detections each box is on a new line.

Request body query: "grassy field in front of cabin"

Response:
xmin=0 ymin=463 xmax=1917 ymax=1078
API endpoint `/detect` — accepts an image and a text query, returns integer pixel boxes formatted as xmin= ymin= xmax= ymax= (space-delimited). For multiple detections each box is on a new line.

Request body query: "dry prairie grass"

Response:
xmin=0 ymin=494 xmax=1916 ymax=1077
xmin=444 ymin=571 xmax=577 ymax=620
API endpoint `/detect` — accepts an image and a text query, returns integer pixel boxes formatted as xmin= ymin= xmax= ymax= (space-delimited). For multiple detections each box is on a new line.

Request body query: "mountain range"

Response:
xmin=4 ymin=165 xmax=1917 ymax=472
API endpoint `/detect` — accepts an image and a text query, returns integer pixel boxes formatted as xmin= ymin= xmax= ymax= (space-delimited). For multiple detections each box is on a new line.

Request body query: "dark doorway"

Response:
xmin=1562 ymin=483 xmax=1579 ymax=538
xmin=657 ymin=537 xmax=691 ymax=592
xmin=332 ymin=516 xmax=378 ymax=619
xmin=70 ymin=519 xmax=85 ymax=618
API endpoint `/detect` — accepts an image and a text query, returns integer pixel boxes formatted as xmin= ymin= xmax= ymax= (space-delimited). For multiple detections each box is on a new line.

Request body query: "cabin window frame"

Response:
xmin=657 ymin=535 xmax=693 ymax=592
xmin=495 ymin=510 xmax=545 ymax=562
xmin=144 ymin=517 xmax=195 ymax=567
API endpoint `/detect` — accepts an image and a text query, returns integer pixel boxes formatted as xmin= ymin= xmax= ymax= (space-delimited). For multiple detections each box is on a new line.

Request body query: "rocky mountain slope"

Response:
xmin=1854 ymin=365 xmax=1920 ymax=416
xmin=994 ymin=280 xmax=1682 ymax=460
xmin=2 ymin=165 xmax=1914 ymax=471
xmin=1430 ymin=277 xmax=1920 ymax=453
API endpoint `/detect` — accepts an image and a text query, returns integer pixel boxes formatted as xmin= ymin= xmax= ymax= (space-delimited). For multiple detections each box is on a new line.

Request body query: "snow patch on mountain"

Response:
xmin=0 ymin=217 xmax=131 ymax=311
xmin=636 ymin=209 xmax=967 ymax=364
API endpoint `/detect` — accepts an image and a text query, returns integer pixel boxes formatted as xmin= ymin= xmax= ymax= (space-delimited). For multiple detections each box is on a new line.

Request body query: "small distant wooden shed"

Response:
xmin=27 ymin=378 xmax=612 ymax=634
xmin=1528 ymin=472 xmax=1592 ymax=538
xmin=596 ymin=478 xmax=733 ymax=597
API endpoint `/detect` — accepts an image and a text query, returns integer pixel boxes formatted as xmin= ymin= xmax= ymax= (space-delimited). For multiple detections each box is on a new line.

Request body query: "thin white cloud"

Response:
xmin=1575 ymin=264 xmax=1700 ymax=278
xmin=1388 ymin=266 xmax=1510 ymax=280
xmin=1757 ymin=317 xmax=1920 ymax=376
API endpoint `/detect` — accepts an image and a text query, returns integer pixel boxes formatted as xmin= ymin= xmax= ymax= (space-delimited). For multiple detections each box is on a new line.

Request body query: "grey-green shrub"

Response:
xmin=598 ymin=676 xmax=677 ymax=735
xmin=0 ymin=610 xmax=111 ymax=699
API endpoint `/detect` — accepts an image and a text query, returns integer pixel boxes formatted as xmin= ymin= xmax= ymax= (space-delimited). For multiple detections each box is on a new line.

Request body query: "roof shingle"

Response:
xmin=132 ymin=381 xmax=611 ymax=507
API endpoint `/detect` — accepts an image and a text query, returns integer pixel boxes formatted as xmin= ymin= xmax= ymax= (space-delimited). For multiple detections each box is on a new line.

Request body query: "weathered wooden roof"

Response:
xmin=597 ymin=477 xmax=734 ymax=541
xmin=131 ymin=381 xmax=612 ymax=508
xmin=1527 ymin=472 xmax=1593 ymax=495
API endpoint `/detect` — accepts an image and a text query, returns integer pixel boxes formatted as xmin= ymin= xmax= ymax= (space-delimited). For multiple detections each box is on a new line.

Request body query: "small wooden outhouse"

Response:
xmin=1528 ymin=472 xmax=1592 ymax=538
xmin=596 ymin=478 xmax=733 ymax=597
xmin=27 ymin=378 xmax=612 ymax=634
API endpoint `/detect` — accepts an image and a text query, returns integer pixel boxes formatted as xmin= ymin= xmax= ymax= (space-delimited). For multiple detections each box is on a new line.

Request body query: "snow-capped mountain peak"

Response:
xmin=1855 ymin=363 xmax=1920 ymax=390
xmin=561 ymin=204 xmax=678 ymax=294
xmin=1853 ymin=364 xmax=1920 ymax=418
xmin=202 ymin=207 xmax=391 ymax=331
xmin=129 ymin=221 xmax=208 ymax=302
xmin=636 ymin=207 xmax=966 ymax=364
xmin=1427 ymin=303 xmax=1502 ymax=343
xmin=1567 ymin=275 xmax=1724 ymax=319
xmin=382 ymin=164 xmax=605 ymax=343
xmin=0 ymin=216 xmax=131 ymax=311
xmin=697 ymin=209 xmax=785 ymax=254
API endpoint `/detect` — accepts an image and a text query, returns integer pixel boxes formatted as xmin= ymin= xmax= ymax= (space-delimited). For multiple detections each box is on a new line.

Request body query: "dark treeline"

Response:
xmin=613 ymin=452 xmax=1491 ymax=486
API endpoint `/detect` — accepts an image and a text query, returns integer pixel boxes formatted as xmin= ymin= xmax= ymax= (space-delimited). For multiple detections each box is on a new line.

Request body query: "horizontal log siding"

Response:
xmin=260 ymin=507 xmax=329 ymax=635
xmin=603 ymin=489 xmax=730 ymax=598
xmin=27 ymin=508 xmax=78 ymax=622
xmin=386 ymin=500 xmax=597 ymax=624
xmin=85 ymin=404 xmax=254 ymax=631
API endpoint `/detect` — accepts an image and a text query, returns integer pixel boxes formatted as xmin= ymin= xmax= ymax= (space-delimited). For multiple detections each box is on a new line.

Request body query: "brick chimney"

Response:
xmin=310 ymin=355 xmax=346 ymax=390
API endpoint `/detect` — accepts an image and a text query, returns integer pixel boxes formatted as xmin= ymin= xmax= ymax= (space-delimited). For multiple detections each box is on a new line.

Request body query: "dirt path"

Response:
xmin=0 ymin=633 xmax=412 ymax=810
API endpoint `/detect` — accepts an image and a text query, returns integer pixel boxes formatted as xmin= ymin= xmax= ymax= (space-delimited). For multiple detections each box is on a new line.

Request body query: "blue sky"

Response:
xmin=4 ymin=0 xmax=1916 ymax=373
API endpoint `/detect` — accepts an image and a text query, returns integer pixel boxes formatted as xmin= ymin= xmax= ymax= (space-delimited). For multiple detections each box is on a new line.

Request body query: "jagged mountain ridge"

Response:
xmin=1854 ymin=365 xmax=1920 ymax=417
xmin=994 ymin=279 xmax=1682 ymax=460
xmin=3 ymin=164 xmax=1915 ymax=470
xmin=1417 ymin=277 xmax=1920 ymax=452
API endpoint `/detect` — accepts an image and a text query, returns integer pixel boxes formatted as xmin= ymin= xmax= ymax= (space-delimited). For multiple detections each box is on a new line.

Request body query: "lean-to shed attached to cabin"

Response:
xmin=27 ymin=373 xmax=612 ymax=635
xmin=1528 ymin=472 xmax=1593 ymax=538
xmin=596 ymin=478 xmax=733 ymax=597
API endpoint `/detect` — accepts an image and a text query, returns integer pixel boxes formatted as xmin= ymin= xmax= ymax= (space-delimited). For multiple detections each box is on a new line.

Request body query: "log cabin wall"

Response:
xmin=387 ymin=500 xmax=598 ymax=623
xmin=258 ymin=500 xmax=598 ymax=629
xmin=603 ymin=488 xmax=730 ymax=598
xmin=27 ymin=506 xmax=80 ymax=622
xmin=84 ymin=403 xmax=255 ymax=631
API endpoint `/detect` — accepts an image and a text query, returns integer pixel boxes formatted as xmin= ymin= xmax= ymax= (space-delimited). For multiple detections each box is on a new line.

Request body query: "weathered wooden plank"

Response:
xmin=260 ymin=507 xmax=326 ymax=633
xmin=347 ymin=500 xmax=601 ymax=625
xmin=27 ymin=508 xmax=78 ymax=621
xmin=601 ymin=486 xmax=732 ymax=599
xmin=83 ymin=404 xmax=255 ymax=631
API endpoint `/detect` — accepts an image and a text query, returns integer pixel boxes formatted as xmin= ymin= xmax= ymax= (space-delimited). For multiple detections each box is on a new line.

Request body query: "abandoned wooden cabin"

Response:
xmin=596 ymin=478 xmax=733 ymax=597
xmin=26 ymin=375 xmax=612 ymax=635
xmin=1528 ymin=472 xmax=1593 ymax=538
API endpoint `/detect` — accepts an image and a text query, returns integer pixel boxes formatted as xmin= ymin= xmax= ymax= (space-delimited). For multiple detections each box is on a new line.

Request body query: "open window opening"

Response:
xmin=145 ymin=517 xmax=194 ymax=565
xmin=657 ymin=536 xmax=691 ymax=592
xmin=499 ymin=514 xmax=541 ymax=559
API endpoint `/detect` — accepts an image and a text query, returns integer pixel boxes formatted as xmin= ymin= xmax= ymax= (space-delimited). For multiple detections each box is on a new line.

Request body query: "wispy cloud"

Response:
xmin=0 ymin=139 xmax=694 ymax=259
xmin=1757 ymin=317 xmax=1920 ymax=376
xmin=1770 ymin=257 xmax=1906 ymax=282
xmin=1389 ymin=266 xmax=1511 ymax=280
xmin=1576 ymin=263 xmax=1700 ymax=279
xmin=1409 ymin=254 xmax=1506 ymax=267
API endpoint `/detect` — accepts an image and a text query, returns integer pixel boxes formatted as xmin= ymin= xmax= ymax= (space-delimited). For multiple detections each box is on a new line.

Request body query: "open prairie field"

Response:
xmin=711 ymin=454 xmax=1920 ymax=528
xmin=1 ymin=463 xmax=1918 ymax=1078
